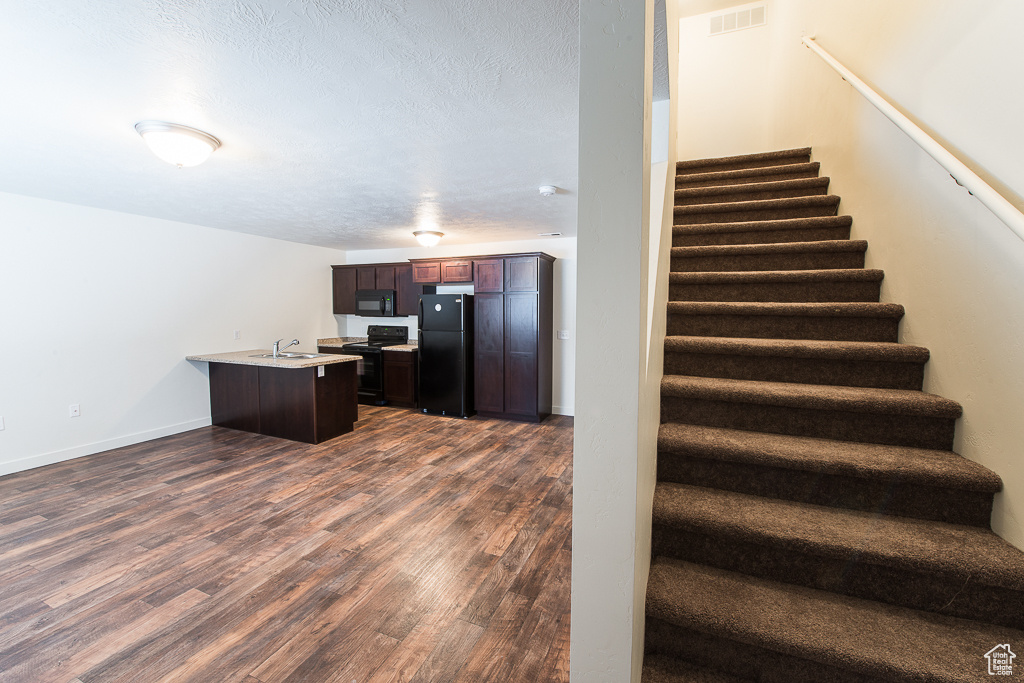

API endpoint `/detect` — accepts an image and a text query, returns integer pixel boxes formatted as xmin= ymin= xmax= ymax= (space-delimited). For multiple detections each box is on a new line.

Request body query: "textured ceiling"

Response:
xmin=0 ymin=1 xmax=579 ymax=249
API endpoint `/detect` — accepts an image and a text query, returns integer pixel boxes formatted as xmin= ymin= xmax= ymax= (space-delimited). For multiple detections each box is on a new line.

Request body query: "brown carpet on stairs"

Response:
xmin=644 ymin=148 xmax=1024 ymax=683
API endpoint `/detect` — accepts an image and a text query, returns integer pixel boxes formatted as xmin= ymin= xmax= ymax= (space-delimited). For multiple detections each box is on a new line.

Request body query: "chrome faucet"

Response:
xmin=272 ymin=338 xmax=299 ymax=358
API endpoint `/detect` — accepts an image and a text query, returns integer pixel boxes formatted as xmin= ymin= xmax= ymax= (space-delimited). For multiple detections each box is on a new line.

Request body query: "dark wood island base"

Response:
xmin=187 ymin=351 xmax=360 ymax=444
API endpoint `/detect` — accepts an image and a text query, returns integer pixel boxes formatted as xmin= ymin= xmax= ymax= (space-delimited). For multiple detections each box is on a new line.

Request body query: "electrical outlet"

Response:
xmin=557 ymin=330 xmax=570 ymax=340
xmin=0 ymin=416 xmax=5 ymax=431
xmin=69 ymin=404 xmax=80 ymax=418
xmin=233 ymin=330 xmax=241 ymax=340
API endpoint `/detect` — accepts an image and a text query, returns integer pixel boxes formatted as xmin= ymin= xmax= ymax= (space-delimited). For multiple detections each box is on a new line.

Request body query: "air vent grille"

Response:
xmin=709 ymin=4 xmax=766 ymax=36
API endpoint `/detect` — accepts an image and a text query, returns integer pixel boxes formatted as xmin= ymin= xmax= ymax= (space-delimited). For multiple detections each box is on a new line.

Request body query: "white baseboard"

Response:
xmin=0 ymin=418 xmax=213 ymax=478
xmin=552 ymin=405 xmax=574 ymax=417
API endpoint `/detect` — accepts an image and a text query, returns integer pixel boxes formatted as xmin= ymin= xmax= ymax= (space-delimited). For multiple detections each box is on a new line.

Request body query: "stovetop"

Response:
xmin=344 ymin=324 xmax=409 ymax=350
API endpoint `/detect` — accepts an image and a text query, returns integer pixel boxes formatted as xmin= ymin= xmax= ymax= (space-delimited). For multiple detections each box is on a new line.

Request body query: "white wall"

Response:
xmin=0 ymin=192 xmax=343 ymax=476
xmin=674 ymin=0 xmax=1024 ymax=548
xmin=340 ymin=236 xmax=577 ymax=416
xmin=573 ymin=0 xmax=655 ymax=680
xmin=677 ymin=1 xmax=776 ymax=159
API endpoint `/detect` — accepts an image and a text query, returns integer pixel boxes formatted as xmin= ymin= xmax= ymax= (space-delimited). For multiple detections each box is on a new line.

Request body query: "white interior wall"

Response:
xmin=339 ymin=237 xmax=577 ymax=416
xmin=676 ymin=1 xmax=776 ymax=159
xmin=0 ymin=192 xmax=342 ymax=476
xmin=674 ymin=0 xmax=1024 ymax=548
xmin=573 ymin=0 xmax=655 ymax=680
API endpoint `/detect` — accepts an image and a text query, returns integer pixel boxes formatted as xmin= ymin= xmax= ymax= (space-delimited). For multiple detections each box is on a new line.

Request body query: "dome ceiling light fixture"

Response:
xmin=413 ymin=230 xmax=444 ymax=247
xmin=135 ymin=120 xmax=221 ymax=168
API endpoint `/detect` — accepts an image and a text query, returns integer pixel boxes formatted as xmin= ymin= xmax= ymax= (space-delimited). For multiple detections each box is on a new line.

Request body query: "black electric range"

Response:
xmin=342 ymin=325 xmax=409 ymax=405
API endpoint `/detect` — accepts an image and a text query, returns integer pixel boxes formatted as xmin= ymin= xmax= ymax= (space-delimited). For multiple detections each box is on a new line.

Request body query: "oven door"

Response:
xmin=347 ymin=347 xmax=386 ymax=405
xmin=354 ymin=290 xmax=395 ymax=317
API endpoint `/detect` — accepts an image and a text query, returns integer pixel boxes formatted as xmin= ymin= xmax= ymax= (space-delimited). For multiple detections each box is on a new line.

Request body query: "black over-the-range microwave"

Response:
xmin=354 ymin=289 xmax=396 ymax=317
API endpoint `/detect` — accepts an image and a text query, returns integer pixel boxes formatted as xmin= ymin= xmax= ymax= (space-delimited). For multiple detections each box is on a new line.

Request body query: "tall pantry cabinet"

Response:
xmin=471 ymin=253 xmax=554 ymax=422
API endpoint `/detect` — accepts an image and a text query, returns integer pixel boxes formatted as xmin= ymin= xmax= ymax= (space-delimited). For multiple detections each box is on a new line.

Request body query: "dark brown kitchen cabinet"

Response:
xmin=473 ymin=259 xmax=504 ymax=293
xmin=474 ymin=293 xmax=505 ymax=414
xmin=410 ymin=258 xmax=474 ymax=284
xmin=441 ymin=260 xmax=473 ymax=283
xmin=411 ymin=261 xmax=441 ymax=284
xmin=357 ymin=267 xmax=376 ymax=290
xmin=395 ymin=264 xmax=420 ymax=317
xmin=382 ymin=350 xmax=417 ymax=408
xmin=332 ymin=266 xmax=357 ymax=315
xmin=375 ymin=266 xmax=396 ymax=290
xmin=473 ymin=253 xmax=554 ymax=423
xmin=208 ymin=361 xmax=357 ymax=444
xmin=332 ymin=263 xmax=420 ymax=317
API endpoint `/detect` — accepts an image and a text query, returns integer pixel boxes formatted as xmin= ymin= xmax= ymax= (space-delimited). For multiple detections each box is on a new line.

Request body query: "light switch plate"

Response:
xmin=557 ymin=330 xmax=570 ymax=340
xmin=318 ymin=366 xmax=325 ymax=377
xmin=0 ymin=416 xmax=5 ymax=430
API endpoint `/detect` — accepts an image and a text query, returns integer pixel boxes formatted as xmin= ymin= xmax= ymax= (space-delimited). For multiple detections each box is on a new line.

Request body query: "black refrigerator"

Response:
xmin=418 ymin=294 xmax=474 ymax=417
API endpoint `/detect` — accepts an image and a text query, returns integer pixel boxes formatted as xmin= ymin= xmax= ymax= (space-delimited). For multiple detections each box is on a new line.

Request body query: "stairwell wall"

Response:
xmin=674 ymin=0 xmax=1024 ymax=549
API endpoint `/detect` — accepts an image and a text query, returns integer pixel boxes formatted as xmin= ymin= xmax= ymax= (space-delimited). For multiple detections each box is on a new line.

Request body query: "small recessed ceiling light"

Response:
xmin=539 ymin=185 xmax=558 ymax=196
xmin=135 ymin=120 xmax=221 ymax=168
xmin=414 ymin=230 xmax=444 ymax=247
xmin=538 ymin=232 xmax=563 ymax=237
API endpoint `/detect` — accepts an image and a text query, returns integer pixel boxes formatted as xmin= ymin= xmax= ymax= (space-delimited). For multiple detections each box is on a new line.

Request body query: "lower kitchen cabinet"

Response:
xmin=382 ymin=350 xmax=417 ymax=408
xmin=208 ymin=361 xmax=358 ymax=444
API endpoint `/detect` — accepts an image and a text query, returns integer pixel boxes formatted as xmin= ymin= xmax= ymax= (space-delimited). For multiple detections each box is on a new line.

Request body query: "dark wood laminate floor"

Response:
xmin=0 ymin=407 xmax=573 ymax=683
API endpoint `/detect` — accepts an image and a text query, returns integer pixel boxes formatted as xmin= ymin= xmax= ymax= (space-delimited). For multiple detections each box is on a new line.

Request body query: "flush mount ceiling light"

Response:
xmin=413 ymin=230 xmax=444 ymax=247
xmin=135 ymin=120 xmax=221 ymax=167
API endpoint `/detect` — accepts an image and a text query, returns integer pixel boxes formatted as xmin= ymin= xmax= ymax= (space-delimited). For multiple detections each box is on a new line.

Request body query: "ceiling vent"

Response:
xmin=709 ymin=4 xmax=766 ymax=36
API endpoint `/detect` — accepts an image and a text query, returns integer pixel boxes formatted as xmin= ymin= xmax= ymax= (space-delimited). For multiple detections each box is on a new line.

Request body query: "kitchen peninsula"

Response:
xmin=186 ymin=350 xmax=360 ymax=444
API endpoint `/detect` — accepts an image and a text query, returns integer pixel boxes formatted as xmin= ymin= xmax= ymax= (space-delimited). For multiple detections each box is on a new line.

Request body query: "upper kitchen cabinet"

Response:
xmin=473 ymin=258 xmax=504 ymax=293
xmin=332 ymin=263 xmax=420 ymax=317
xmin=410 ymin=258 xmax=474 ymax=284
xmin=332 ymin=266 xmax=357 ymax=315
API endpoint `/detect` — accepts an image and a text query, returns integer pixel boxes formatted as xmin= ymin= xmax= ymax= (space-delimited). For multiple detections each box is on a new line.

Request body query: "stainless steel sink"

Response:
xmin=248 ymin=353 xmax=325 ymax=360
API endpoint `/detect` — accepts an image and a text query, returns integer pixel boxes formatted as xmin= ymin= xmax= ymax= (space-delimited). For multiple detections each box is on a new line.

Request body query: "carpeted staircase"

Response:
xmin=643 ymin=148 xmax=1024 ymax=682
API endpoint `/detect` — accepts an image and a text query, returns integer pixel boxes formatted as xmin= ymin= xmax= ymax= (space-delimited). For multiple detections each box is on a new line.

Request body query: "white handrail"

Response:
xmin=802 ymin=36 xmax=1024 ymax=244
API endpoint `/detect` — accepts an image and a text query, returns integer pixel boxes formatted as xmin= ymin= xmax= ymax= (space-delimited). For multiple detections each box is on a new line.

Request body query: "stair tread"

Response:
xmin=675 ymin=176 xmax=830 ymax=198
xmin=672 ymin=240 xmax=867 ymax=258
xmin=654 ymin=482 xmax=1024 ymax=588
xmin=657 ymin=423 xmax=1001 ymax=492
xmin=675 ymin=215 xmax=852 ymax=235
xmin=677 ymin=147 xmax=812 ymax=172
xmin=676 ymin=161 xmax=820 ymax=182
xmin=647 ymin=558 xmax=1024 ymax=683
xmin=661 ymin=375 xmax=962 ymax=418
xmin=667 ymin=301 xmax=904 ymax=318
xmin=642 ymin=654 xmax=748 ymax=683
xmin=664 ymin=335 xmax=928 ymax=362
xmin=669 ymin=268 xmax=883 ymax=284
xmin=675 ymin=195 xmax=840 ymax=215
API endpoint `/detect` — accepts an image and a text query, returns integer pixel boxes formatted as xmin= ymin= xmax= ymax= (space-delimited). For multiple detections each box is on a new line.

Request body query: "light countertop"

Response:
xmin=317 ymin=338 xmax=418 ymax=352
xmin=186 ymin=349 xmax=361 ymax=369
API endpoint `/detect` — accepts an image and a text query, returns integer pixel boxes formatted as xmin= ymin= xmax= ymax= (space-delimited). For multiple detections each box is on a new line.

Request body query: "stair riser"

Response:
xmin=676 ymin=205 xmax=838 ymax=225
xmin=656 ymin=453 xmax=993 ymax=525
xmin=676 ymin=167 xmax=819 ymax=189
xmin=674 ymin=226 xmax=851 ymax=247
xmin=663 ymin=352 xmax=924 ymax=390
xmin=645 ymin=619 xmax=887 ymax=683
xmin=677 ymin=154 xmax=811 ymax=175
xmin=672 ymin=251 xmax=865 ymax=272
xmin=660 ymin=397 xmax=956 ymax=449
xmin=651 ymin=529 xmax=1024 ymax=629
xmin=675 ymin=186 xmax=828 ymax=206
xmin=666 ymin=314 xmax=900 ymax=343
xmin=669 ymin=280 xmax=881 ymax=303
